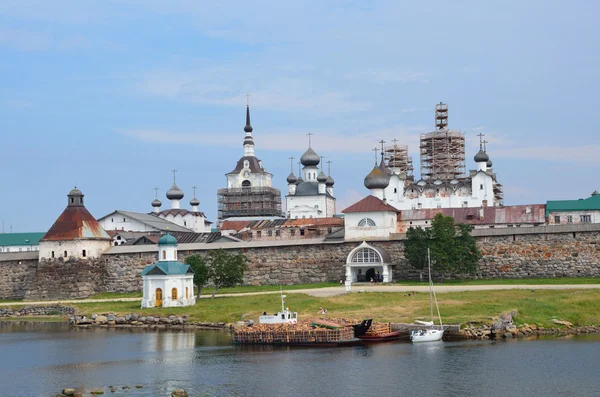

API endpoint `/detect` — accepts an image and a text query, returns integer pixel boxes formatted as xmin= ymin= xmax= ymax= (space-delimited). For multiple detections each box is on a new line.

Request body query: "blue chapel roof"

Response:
xmin=141 ymin=260 xmax=193 ymax=276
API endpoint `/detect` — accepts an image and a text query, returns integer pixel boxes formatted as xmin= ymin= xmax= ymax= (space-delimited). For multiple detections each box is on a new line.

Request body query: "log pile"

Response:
xmin=364 ymin=322 xmax=392 ymax=336
xmin=233 ymin=321 xmax=356 ymax=344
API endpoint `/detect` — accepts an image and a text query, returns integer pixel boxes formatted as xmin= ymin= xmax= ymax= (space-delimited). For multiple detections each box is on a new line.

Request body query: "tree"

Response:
xmin=184 ymin=254 xmax=210 ymax=298
xmin=404 ymin=213 xmax=481 ymax=280
xmin=206 ymin=249 xmax=248 ymax=298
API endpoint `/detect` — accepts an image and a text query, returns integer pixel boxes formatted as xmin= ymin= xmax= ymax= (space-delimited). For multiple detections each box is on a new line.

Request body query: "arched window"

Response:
xmin=172 ymin=288 xmax=178 ymax=300
xmin=242 ymin=180 xmax=251 ymax=187
xmin=82 ymin=249 xmax=86 ymax=257
xmin=162 ymin=250 xmax=166 ymax=260
xmin=357 ymin=218 xmax=376 ymax=227
xmin=51 ymin=251 xmax=55 ymax=258
xmin=64 ymin=251 xmax=68 ymax=258
xmin=351 ymin=248 xmax=381 ymax=263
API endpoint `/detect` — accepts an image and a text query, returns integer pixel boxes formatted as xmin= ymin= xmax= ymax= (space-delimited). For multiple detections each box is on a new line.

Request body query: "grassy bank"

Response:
xmin=70 ymin=289 xmax=600 ymax=328
xmin=396 ymin=277 xmax=600 ymax=286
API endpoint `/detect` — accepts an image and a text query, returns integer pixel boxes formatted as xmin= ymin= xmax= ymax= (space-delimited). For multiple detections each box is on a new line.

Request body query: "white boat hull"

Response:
xmin=410 ymin=328 xmax=445 ymax=343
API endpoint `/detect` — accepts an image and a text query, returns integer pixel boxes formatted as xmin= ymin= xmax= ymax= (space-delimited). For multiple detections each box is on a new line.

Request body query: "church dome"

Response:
xmin=474 ymin=149 xmax=489 ymax=163
xmin=190 ymin=197 xmax=200 ymax=206
xmin=151 ymin=198 xmax=162 ymax=208
xmin=166 ymin=183 xmax=184 ymax=200
xmin=325 ymin=175 xmax=335 ymax=187
xmin=69 ymin=187 xmax=83 ymax=196
xmin=300 ymin=147 xmax=320 ymax=166
xmin=295 ymin=176 xmax=304 ymax=186
xmin=364 ymin=165 xmax=390 ymax=189
xmin=486 ymin=158 xmax=493 ymax=168
xmin=286 ymin=172 xmax=297 ymax=184
xmin=317 ymin=171 xmax=328 ymax=183
xmin=158 ymin=232 xmax=178 ymax=246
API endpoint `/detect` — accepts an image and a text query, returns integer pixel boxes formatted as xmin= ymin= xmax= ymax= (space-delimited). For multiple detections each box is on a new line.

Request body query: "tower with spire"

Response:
xmin=286 ymin=134 xmax=336 ymax=219
xmin=217 ymin=102 xmax=283 ymax=223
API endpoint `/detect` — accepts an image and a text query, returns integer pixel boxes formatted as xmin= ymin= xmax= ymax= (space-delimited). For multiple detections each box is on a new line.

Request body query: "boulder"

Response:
xmin=62 ymin=388 xmax=76 ymax=396
xmin=172 ymin=389 xmax=189 ymax=397
xmin=107 ymin=314 xmax=116 ymax=322
xmin=131 ymin=313 xmax=139 ymax=321
xmin=94 ymin=316 xmax=107 ymax=324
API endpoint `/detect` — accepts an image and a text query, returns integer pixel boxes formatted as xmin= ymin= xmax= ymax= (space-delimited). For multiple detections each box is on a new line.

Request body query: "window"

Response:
xmin=275 ymin=229 xmax=281 ymax=237
xmin=242 ymin=180 xmax=251 ymax=187
xmin=172 ymin=288 xmax=178 ymax=300
xmin=290 ymin=229 xmax=296 ymax=236
xmin=567 ymin=215 xmax=573 ymax=223
xmin=328 ymin=228 xmax=332 ymax=234
xmin=116 ymin=236 xmax=121 ymax=240
xmin=554 ymin=215 xmax=561 ymax=224
xmin=351 ymin=248 xmax=380 ymax=263
xmin=580 ymin=215 xmax=591 ymax=223
xmin=300 ymin=229 xmax=305 ymax=236
xmin=437 ymin=204 xmax=441 ymax=208
xmin=480 ymin=184 xmax=483 ymax=190
xmin=184 ymin=221 xmax=187 ymax=226
xmin=257 ymin=231 xmax=262 ymax=238
xmin=357 ymin=218 xmax=376 ymax=227
xmin=19 ymin=248 xmax=22 ymax=252
xmin=64 ymin=251 xmax=68 ymax=258
xmin=268 ymin=230 xmax=273 ymax=237
xmin=162 ymin=250 xmax=166 ymax=260
xmin=51 ymin=251 xmax=55 ymax=258
xmin=82 ymin=250 xmax=86 ymax=257
xmin=394 ymin=188 xmax=397 ymax=193
xmin=70 ymin=197 xmax=74 ymax=204
xmin=417 ymin=203 xmax=422 ymax=209
xmin=111 ymin=218 xmax=114 ymax=222
xmin=123 ymin=218 xmax=126 ymax=222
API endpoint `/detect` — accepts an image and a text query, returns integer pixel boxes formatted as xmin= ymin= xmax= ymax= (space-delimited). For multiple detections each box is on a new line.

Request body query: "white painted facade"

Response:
xmin=98 ymin=215 xmax=163 ymax=232
xmin=383 ymin=160 xmax=497 ymax=211
xmin=39 ymin=239 xmax=111 ymax=260
xmin=547 ymin=210 xmax=600 ymax=225
xmin=227 ymin=160 xmax=273 ymax=189
xmin=158 ymin=212 xmax=211 ymax=233
xmin=286 ymin=194 xmax=335 ymax=219
xmin=141 ymin=236 xmax=195 ymax=308
xmin=141 ymin=273 xmax=196 ymax=308
xmin=344 ymin=211 xmax=398 ymax=241
xmin=345 ymin=241 xmax=393 ymax=284
xmin=0 ymin=245 xmax=39 ymax=253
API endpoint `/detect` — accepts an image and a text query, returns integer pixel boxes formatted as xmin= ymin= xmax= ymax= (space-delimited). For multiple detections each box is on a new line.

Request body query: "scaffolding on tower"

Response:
xmin=420 ymin=103 xmax=466 ymax=181
xmin=384 ymin=142 xmax=414 ymax=182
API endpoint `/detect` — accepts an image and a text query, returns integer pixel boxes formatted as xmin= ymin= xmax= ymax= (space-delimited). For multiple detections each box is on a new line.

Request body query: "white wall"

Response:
xmin=226 ymin=166 xmax=273 ymax=188
xmin=98 ymin=215 xmax=160 ymax=232
xmin=39 ymin=239 xmax=111 ymax=260
xmin=141 ymin=274 xmax=196 ymax=308
xmin=548 ymin=210 xmax=600 ymax=225
xmin=159 ymin=213 xmax=209 ymax=233
xmin=344 ymin=211 xmax=397 ymax=241
xmin=0 ymin=245 xmax=39 ymax=253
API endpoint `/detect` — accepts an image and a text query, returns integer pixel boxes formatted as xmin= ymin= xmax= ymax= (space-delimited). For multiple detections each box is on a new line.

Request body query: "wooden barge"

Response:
xmin=233 ymin=322 xmax=360 ymax=347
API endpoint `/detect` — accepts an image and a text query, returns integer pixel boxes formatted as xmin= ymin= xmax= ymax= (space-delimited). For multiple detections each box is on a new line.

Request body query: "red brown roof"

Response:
xmin=342 ymin=195 xmax=400 ymax=214
xmin=220 ymin=220 xmax=251 ymax=232
xmin=41 ymin=206 xmax=111 ymax=241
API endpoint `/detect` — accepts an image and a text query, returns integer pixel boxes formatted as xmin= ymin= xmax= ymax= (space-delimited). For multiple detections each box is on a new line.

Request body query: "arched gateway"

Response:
xmin=345 ymin=241 xmax=393 ymax=284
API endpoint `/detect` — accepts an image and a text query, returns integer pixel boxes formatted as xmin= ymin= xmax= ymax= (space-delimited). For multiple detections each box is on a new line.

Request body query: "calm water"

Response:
xmin=0 ymin=322 xmax=599 ymax=397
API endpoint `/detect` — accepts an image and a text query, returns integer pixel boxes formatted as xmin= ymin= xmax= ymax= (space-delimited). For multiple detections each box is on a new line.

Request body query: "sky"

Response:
xmin=1 ymin=0 xmax=599 ymax=233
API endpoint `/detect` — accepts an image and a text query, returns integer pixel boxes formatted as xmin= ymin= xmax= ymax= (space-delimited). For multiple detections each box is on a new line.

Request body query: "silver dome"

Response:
xmin=325 ymin=175 xmax=335 ymax=186
xmin=151 ymin=198 xmax=162 ymax=207
xmin=190 ymin=197 xmax=200 ymax=206
xmin=166 ymin=183 xmax=184 ymax=200
xmin=474 ymin=150 xmax=489 ymax=163
xmin=286 ymin=172 xmax=297 ymax=184
xmin=295 ymin=176 xmax=304 ymax=186
xmin=300 ymin=147 xmax=320 ymax=166
xmin=486 ymin=158 xmax=493 ymax=168
xmin=69 ymin=187 xmax=83 ymax=196
xmin=317 ymin=171 xmax=328 ymax=182
xmin=364 ymin=165 xmax=389 ymax=189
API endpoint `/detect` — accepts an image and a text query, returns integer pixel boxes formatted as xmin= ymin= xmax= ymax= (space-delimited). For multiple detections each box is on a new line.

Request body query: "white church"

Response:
xmin=285 ymin=137 xmax=336 ymax=219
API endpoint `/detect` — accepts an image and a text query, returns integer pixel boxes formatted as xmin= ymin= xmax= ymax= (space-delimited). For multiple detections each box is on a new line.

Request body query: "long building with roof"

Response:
xmin=217 ymin=105 xmax=283 ymax=223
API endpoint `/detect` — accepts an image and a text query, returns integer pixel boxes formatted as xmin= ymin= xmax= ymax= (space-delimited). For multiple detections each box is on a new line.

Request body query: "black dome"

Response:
xmin=364 ymin=166 xmax=389 ymax=189
xmin=474 ymin=150 xmax=489 ymax=163
xmin=300 ymin=147 xmax=320 ymax=166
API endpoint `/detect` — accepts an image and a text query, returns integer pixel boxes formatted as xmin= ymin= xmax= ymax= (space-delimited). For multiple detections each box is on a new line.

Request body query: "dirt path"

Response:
xmin=1 ymin=284 xmax=599 ymax=306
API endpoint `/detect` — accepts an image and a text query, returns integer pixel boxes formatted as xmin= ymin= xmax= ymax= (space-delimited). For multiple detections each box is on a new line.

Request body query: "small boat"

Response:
xmin=259 ymin=291 xmax=298 ymax=325
xmin=358 ymin=320 xmax=401 ymax=342
xmin=359 ymin=331 xmax=402 ymax=342
xmin=411 ymin=248 xmax=448 ymax=343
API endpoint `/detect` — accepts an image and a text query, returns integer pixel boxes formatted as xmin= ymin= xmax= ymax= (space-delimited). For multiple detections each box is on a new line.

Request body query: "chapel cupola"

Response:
xmin=67 ymin=187 xmax=84 ymax=207
xmin=166 ymin=170 xmax=184 ymax=209
xmin=243 ymin=105 xmax=255 ymax=156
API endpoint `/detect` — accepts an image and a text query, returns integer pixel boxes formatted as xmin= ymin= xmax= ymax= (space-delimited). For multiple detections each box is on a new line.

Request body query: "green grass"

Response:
xmin=86 ymin=291 xmax=142 ymax=300
xmin=396 ymin=277 xmax=600 ymax=286
xmin=69 ymin=288 xmax=600 ymax=328
xmin=217 ymin=282 xmax=338 ymax=294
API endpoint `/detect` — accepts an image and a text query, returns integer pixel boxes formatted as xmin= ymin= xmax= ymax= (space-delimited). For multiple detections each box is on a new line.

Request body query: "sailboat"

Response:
xmin=411 ymin=248 xmax=447 ymax=343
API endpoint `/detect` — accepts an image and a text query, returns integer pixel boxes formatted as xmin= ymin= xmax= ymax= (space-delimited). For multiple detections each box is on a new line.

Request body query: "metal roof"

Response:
xmin=128 ymin=231 xmax=225 ymax=246
xmin=546 ymin=194 xmax=600 ymax=217
xmin=220 ymin=217 xmax=343 ymax=233
xmin=0 ymin=232 xmax=46 ymax=247
xmin=42 ymin=206 xmax=111 ymax=241
xmin=99 ymin=210 xmax=192 ymax=233
xmin=141 ymin=260 xmax=193 ymax=276
xmin=342 ymin=195 xmax=400 ymax=214
xmin=156 ymin=208 xmax=210 ymax=221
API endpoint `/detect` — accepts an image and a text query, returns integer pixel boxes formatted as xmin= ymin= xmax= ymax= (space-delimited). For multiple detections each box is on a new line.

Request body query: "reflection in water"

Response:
xmin=0 ymin=322 xmax=598 ymax=397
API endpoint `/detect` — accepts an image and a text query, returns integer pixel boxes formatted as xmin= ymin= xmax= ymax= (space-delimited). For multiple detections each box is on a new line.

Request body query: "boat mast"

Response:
xmin=428 ymin=248 xmax=433 ymax=325
xmin=280 ymin=285 xmax=286 ymax=313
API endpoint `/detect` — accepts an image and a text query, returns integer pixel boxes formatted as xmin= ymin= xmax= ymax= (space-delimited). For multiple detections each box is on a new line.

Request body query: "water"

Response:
xmin=0 ymin=322 xmax=599 ymax=397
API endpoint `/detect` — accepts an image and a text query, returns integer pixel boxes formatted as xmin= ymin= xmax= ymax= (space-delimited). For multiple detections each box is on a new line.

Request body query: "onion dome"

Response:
xmin=364 ymin=165 xmax=390 ymax=189
xmin=158 ymin=232 xmax=177 ymax=246
xmin=244 ymin=106 xmax=253 ymax=133
xmin=190 ymin=197 xmax=200 ymax=207
xmin=296 ymin=176 xmax=304 ymax=186
xmin=474 ymin=149 xmax=489 ymax=163
xmin=300 ymin=147 xmax=320 ymax=166
xmin=317 ymin=171 xmax=328 ymax=183
xmin=166 ymin=183 xmax=184 ymax=200
xmin=592 ymin=190 xmax=599 ymax=196
xmin=286 ymin=172 xmax=297 ymax=184
xmin=325 ymin=175 xmax=335 ymax=187
xmin=151 ymin=198 xmax=162 ymax=208
xmin=486 ymin=158 xmax=493 ymax=168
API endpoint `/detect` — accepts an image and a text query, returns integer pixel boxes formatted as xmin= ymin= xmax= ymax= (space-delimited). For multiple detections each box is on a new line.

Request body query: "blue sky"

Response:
xmin=1 ymin=1 xmax=599 ymax=232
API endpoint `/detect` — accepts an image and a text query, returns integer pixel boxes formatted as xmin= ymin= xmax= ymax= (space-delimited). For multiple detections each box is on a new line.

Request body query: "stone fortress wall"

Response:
xmin=0 ymin=224 xmax=598 ymax=301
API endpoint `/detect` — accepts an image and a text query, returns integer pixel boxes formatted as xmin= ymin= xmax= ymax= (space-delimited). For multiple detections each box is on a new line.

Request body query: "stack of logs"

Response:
xmin=364 ymin=322 xmax=392 ymax=336
xmin=233 ymin=321 xmax=356 ymax=344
